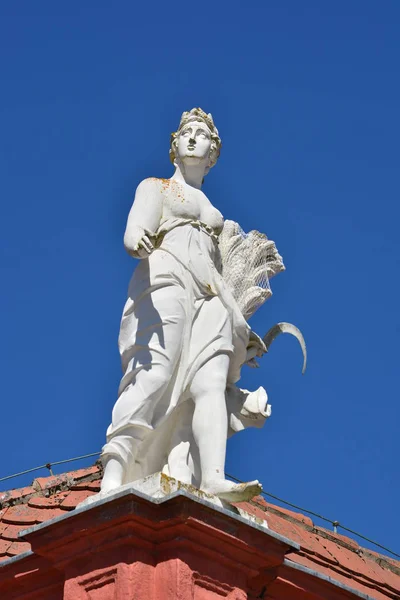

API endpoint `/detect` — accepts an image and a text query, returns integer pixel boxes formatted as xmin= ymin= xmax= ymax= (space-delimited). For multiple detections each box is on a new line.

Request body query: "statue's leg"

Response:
xmin=190 ymin=353 xmax=230 ymax=486
xmin=101 ymin=283 xmax=186 ymax=492
xmin=101 ymin=426 xmax=148 ymax=492
xmin=100 ymin=457 xmax=124 ymax=493
xmin=190 ymin=354 xmax=262 ymax=502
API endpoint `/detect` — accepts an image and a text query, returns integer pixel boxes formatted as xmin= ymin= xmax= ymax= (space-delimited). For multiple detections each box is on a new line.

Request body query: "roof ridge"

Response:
xmin=1 ymin=465 xmax=399 ymax=578
xmin=0 ymin=465 xmax=102 ymax=510
xmin=294 ymin=551 xmax=399 ymax=599
xmin=248 ymin=499 xmax=400 ymax=575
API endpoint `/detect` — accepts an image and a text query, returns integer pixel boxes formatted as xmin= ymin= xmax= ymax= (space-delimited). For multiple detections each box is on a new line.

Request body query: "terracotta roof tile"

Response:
xmin=367 ymin=548 xmax=398 ymax=564
xmin=320 ymin=536 xmax=388 ymax=584
xmin=316 ymin=527 xmax=360 ymax=551
xmin=372 ymin=563 xmax=400 ymax=595
xmin=59 ymin=489 xmax=95 ymax=510
xmin=1 ymin=524 xmax=28 ymax=542
xmin=251 ymin=495 xmax=268 ymax=508
xmin=0 ymin=539 xmax=12 ymax=556
xmin=70 ymin=480 xmax=101 ymax=492
xmin=237 ymin=501 xmax=340 ymax=565
xmin=285 ymin=553 xmax=393 ymax=600
xmin=235 ymin=501 xmax=267 ymax=521
xmin=31 ymin=466 xmax=101 ymax=491
xmin=276 ymin=519 xmax=339 ymax=563
xmin=3 ymin=505 xmax=40 ymax=525
xmin=0 ymin=508 xmax=8 ymax=520
xmin=233 ymin=496 xmax=399 ymax=598
xmin=251 ymin=496 xmax=314 ymax=526
xmin=343 ymin=541 xmax=387 ymax=581
xmin=0 ymin=486 xmax=36 ymax=506
xmin=32 ymin=473 xmax=73 ymax=491
xmin=33 ymin=507 xmax=67 ymax=523
xmin=265 ymin=501 xmax=314 ymax=527
xmin=6 ymin=540 xmax=31 ymax=556
xmin=238 ymin=502 xmax=309 ymax=551
xmin=27 ymin=493 xmax=69 ymax=508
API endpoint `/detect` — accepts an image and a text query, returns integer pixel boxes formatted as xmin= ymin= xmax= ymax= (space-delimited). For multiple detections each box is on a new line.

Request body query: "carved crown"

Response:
xmin=169 ymin=107 xmax=222 ymax=169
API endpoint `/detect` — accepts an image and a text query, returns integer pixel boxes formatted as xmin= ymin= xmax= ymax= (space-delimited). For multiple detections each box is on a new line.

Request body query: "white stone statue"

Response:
xmin=95 ymin=108 xmax=306 ymax=504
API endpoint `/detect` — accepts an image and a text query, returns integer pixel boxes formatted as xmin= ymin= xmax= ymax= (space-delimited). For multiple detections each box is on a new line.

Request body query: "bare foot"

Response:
xmin=201 ymin=479 xmax=262 ymax=502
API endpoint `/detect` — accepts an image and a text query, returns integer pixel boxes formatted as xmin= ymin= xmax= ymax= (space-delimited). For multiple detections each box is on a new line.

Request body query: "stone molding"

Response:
xmin=0 ymin=482 xmax=384 ymax=599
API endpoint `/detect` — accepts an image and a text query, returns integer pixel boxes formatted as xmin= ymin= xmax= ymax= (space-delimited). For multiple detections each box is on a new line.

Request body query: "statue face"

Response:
xmin=176 ymin=121 xmax=212 ymax=166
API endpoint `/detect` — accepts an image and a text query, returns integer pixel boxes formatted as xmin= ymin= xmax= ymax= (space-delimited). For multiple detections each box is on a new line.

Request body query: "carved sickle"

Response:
xmin=263 ymin=322 xmax=307 ymax=375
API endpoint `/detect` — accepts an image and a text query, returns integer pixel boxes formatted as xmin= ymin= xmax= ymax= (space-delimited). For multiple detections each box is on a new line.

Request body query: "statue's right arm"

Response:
xmin=123 ymin=178 xmax=163 ymax=258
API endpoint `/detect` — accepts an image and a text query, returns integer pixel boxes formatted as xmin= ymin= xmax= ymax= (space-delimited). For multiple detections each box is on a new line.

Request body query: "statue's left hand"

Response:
xmin=245 ymin=330 xmax=267 ymax=368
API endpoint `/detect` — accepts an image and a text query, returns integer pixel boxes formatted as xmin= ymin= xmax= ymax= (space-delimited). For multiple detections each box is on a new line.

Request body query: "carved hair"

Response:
xmin=169 ymin=107 xmax=222 ymax=170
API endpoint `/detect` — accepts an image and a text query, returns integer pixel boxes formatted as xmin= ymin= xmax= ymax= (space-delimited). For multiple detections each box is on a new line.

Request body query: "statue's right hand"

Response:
xmin=135 ymin=233 xmax=154 ymax=254
xmin=124 ymin=226 xmax=155 ymax=257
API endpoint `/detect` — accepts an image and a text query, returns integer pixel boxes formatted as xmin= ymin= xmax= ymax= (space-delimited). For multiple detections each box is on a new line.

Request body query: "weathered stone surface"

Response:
xmin=99 ymin=107 xmax=297 ymax=504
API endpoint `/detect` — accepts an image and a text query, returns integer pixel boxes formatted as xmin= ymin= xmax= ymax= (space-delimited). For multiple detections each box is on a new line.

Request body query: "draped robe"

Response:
xmin=102 ymin=179 xmax=268 ymax=486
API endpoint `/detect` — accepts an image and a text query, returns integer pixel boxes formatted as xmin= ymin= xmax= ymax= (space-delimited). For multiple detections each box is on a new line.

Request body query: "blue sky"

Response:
xmin=0 ymin=2 xmax=399 ymax=557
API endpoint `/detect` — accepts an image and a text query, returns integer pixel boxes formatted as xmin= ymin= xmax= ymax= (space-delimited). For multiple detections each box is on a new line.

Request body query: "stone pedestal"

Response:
xmin=18 ymin=477 xmax=298 ymax=599
xmin=85 ymin=472 xmax=270 ymax=529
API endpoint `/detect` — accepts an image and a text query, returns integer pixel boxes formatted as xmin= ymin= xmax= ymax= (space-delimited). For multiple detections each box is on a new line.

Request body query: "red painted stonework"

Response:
xmin=20 ymin=489 xmax=295 ymax=599
xmin=0 ymin=467 xmax=398 ymax=599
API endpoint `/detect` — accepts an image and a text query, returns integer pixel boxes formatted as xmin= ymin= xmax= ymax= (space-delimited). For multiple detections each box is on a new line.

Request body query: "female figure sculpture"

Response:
xmin=98 ymin=108 xmax=299 ymax=503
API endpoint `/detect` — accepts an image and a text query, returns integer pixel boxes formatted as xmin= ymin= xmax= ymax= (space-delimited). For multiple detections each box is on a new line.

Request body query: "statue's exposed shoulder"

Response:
xmin=136 ymin=177 xmax=170 ymax=193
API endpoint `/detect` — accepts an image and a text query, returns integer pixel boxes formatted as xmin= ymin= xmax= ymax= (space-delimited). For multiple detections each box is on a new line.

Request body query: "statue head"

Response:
xmin=170 ymin=108 xmax=221 ymax=174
